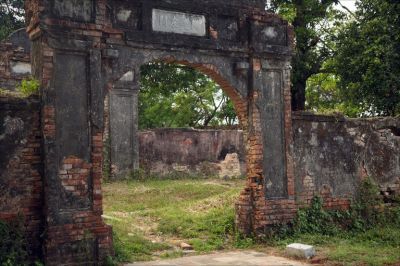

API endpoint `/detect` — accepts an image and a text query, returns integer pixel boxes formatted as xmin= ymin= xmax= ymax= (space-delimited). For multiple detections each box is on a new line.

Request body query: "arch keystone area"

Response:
xmin=24 ymin=0 xmax=295 ymax=264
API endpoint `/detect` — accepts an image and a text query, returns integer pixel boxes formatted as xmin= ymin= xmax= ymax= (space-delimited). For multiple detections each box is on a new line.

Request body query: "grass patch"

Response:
xmin=103 ymin=177 xmax=400 ymax=265
xmin=272 ymin=226 xmax=400 ymax=265
xmin=103 ymin=178 xmax=245 ymax=263
xmin=268 ymin=180 xmax=400 ymax=266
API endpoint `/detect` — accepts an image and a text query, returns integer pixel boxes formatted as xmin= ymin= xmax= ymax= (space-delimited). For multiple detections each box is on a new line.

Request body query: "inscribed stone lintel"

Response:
xmin=152 ymin=9 xmax=206 ymax=37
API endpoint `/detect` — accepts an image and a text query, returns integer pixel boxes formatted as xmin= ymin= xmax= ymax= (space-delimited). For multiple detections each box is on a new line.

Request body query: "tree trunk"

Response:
xmin=291 ymin=80 xmax=306 ymax=111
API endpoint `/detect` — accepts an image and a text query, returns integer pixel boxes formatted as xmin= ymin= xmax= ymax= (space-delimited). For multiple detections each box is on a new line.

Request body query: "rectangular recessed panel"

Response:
xmin=53 ymin=0 xmax=94 ymax=22
xmin=152 ymin=9 xmax=206 ymax=37
xmin=54 ymin=53 xmax=89 ymax=161
xmin=110 ymin=91 xmax=136 ymax=174
xmin=257 ymin=70 xmax=287 ymax=199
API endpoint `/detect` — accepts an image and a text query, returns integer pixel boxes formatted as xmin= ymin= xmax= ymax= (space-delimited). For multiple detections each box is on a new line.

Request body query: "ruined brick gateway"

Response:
xmin=20 ymin=0 xmax=294 ymax=263
xmin=0 ymin=0 xmax=397 ymax=264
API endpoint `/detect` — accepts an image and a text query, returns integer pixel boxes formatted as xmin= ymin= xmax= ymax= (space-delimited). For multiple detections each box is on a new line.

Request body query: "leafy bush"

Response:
xmin=269 ymin=177 xmax=399 ymax=240
xmin=17 ymin=77 xmax=40 ymax=97
xmin=0 ymin=217 xmax=29 ymax=265
xmin=293 ymin=196 xmax=341 ymax=235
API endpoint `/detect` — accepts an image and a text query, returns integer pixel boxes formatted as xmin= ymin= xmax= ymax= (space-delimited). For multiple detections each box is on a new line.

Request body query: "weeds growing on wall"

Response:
xmin=0 ymin=216 xmax=29 ymax=266
xmin=17 ymin=77 xmax=39 ymax=97
xmin=286 ymin=178 xmax=399 ymax=238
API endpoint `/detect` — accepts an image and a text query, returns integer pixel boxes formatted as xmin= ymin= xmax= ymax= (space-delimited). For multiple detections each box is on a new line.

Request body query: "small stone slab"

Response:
xmin=180 ymin=242 xmax=193 ymax=250
xmin=286 ymin=243 xmax=315 ymax=259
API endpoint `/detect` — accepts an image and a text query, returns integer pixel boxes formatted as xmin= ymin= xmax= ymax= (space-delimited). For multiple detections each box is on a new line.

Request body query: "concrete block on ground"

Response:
xmin=286 ymin=243 xmax=315 ymax=259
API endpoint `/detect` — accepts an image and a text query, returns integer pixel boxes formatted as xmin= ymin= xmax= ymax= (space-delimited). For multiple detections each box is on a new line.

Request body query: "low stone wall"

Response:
xmin=0 ymin=95 xmax=43 ymax=260
xmin=1 ymin=98 xmax=399 ymax=261
xmin=0 ymin=29 xmax=32 ymax=91
xmin=140 ymin=115 xmax=400 ymax=206
xmin=138 ymin=128 xmax=246 ymax=178
xmin=292 ymin=112 xmax=400 ymax=206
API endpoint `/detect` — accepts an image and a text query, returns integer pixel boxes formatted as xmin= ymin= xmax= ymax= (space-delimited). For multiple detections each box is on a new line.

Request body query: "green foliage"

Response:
xmin=268 ymin=0 xmax=345 ymax=110
xmin=293 ymin=197 xmax=342 ymax=235
xmin=268 ymin=179 xmax=400 ymax=265
xmin=271 ymin=178 xmax=399 ymax=240
xmin=352 ymin=177 xmax=383 ymax=228
xmin=139 ymin=63 xmax=238 ymax=129
xmin=17 ymin=77 xmax=40 ymax=97
xmin=306 ymin=70 xmax=363 ymax=117
xmin=334 ymin=0 xmax=400 ymax=116
xmin=0 ymin=217 xmax=29 ymax=266
xmin=0 ymin=0 xmax=24 ymax=41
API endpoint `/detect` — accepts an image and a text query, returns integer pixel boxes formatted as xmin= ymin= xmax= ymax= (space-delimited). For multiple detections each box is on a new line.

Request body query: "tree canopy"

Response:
xmin=1 ymin=0 xmax=399 ymax=119
xmin=0 ymin=0 xmax=24 ymax=40
xmin=333 ymin=0 xmax=400 ymax=116
xmin=139 ymin=63 xmax=238 ymax=129
xmin=268 ymin=0 xmax=342 ymax=111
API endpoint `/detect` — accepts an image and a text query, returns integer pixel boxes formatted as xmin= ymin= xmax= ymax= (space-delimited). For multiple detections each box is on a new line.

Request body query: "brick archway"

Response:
xmin=105 ymin=57 xmax=250 ymax=178
xmin=25 ymin=0 xmax=294 ymax=264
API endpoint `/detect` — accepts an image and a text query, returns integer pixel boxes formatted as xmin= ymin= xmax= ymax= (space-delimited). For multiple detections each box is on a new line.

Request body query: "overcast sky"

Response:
xmin=336 ymin=0 xmax=357 ymax=11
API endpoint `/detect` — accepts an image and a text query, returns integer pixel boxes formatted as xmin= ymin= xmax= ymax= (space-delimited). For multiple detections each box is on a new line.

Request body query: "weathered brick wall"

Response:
xmin=0 ymin=29 xmax=32 ymax=91
xmin=292 ymin=112 xmax=400 ymax=206
xmin=0 ymin=95 xmax=43 ymax=261
xmin=138 ymin=128 xmax=245 ymax=177
xmin=236 ymin=113 xmax=400 ymax=233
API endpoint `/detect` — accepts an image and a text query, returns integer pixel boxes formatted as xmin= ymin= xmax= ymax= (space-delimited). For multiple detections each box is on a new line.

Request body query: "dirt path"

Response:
xmin=126 ymin=250 xmax=311 ymax=266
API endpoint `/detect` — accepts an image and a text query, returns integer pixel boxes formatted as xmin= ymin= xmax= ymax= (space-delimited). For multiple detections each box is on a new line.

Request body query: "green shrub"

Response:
xmin=17 ymin=77 xmax=40 ymax=97
xmin=269 ymin=177 xmax=399 ymax=239
xmin=293 ymin=196 xmax=341 ymax=235
xmin=0 ymin=217 xmax=29 ymax=265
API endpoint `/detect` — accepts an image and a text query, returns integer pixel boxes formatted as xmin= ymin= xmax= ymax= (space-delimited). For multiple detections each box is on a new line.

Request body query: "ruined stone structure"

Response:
xmin=0 ymin=29 xmax=32 ymax=91
xmin=292 ymin=113 xmax=400 ymax=207
xmin=4 ymin=0 xmax=294 ymax=263
xmin=1 ymin=0 xmax=397 ymax=264
xmin=0 ymin=96 xmax=42 ymax=260
xmin=138 ymin=128 xmax=246 ymax=178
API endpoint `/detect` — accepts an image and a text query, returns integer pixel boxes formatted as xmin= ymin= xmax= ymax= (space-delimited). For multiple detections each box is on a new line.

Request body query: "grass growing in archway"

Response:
xmin=102 ymin=178 xmax=248 ymax=262
xmin=103 ymin=177 xmax=400 ymax=265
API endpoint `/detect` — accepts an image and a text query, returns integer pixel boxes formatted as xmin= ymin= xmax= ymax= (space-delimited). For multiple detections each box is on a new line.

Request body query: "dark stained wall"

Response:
xmin=0 ymin=95 xmax=43 ymax=261
xmin=292 ymin=112 xmax=400 ymax=204
xmin=138 ymin=114 xmax=400 ymax=203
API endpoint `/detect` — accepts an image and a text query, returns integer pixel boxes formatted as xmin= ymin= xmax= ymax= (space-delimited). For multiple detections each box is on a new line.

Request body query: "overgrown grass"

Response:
xmin=268 ymin=179 xmax=400 ymax=266
xmin=271 ymin=226 xmax=400 ymax=265
xmin=103 ymin=178 xmax=246 ymax=263
xmin=103 ymin=177 xmax=400 ymax=265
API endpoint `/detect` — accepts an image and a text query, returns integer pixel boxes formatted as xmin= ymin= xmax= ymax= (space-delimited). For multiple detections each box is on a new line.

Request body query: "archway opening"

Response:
xmin=102 ymin=61 xmax=248 ymax=263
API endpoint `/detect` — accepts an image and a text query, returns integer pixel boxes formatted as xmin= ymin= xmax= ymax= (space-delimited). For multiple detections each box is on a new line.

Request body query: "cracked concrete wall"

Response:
xmin=293 ymin=112 xmax=400 ymax=204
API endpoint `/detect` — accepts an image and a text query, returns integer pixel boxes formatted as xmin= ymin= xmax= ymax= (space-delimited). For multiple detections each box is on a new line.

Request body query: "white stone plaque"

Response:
xmin=10 ymin=61 xmax=31 ymax=75
xmin=152 ymin=9 xmax=206 ymax=37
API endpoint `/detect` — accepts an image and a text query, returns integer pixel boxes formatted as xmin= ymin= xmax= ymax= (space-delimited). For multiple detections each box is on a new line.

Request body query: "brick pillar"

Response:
xmin=26 ymin=1 xmax=114 ymax=263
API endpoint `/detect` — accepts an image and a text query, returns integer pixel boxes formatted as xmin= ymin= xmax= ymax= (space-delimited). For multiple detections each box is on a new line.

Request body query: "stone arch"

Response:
xmin=24 ymin=0 xmax=295 ymax=263
xmin=105 ymin=55 xmax=250 ymax=178
xmin=113 ymin=57 xmax=248 ymax=126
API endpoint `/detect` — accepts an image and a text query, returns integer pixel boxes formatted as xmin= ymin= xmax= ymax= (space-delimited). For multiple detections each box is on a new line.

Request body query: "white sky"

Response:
xmin=336 ymin=0 xmax=357 ymax=12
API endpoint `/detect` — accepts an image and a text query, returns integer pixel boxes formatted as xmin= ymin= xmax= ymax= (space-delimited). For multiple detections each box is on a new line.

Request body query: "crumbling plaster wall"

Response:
xmin=138 ymin=128 xmax=246 ymax=178
xmin=137 ymin=113 xmax=399 ymax=204
xmin=292 ymin=112 xmax=400 ymax=205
